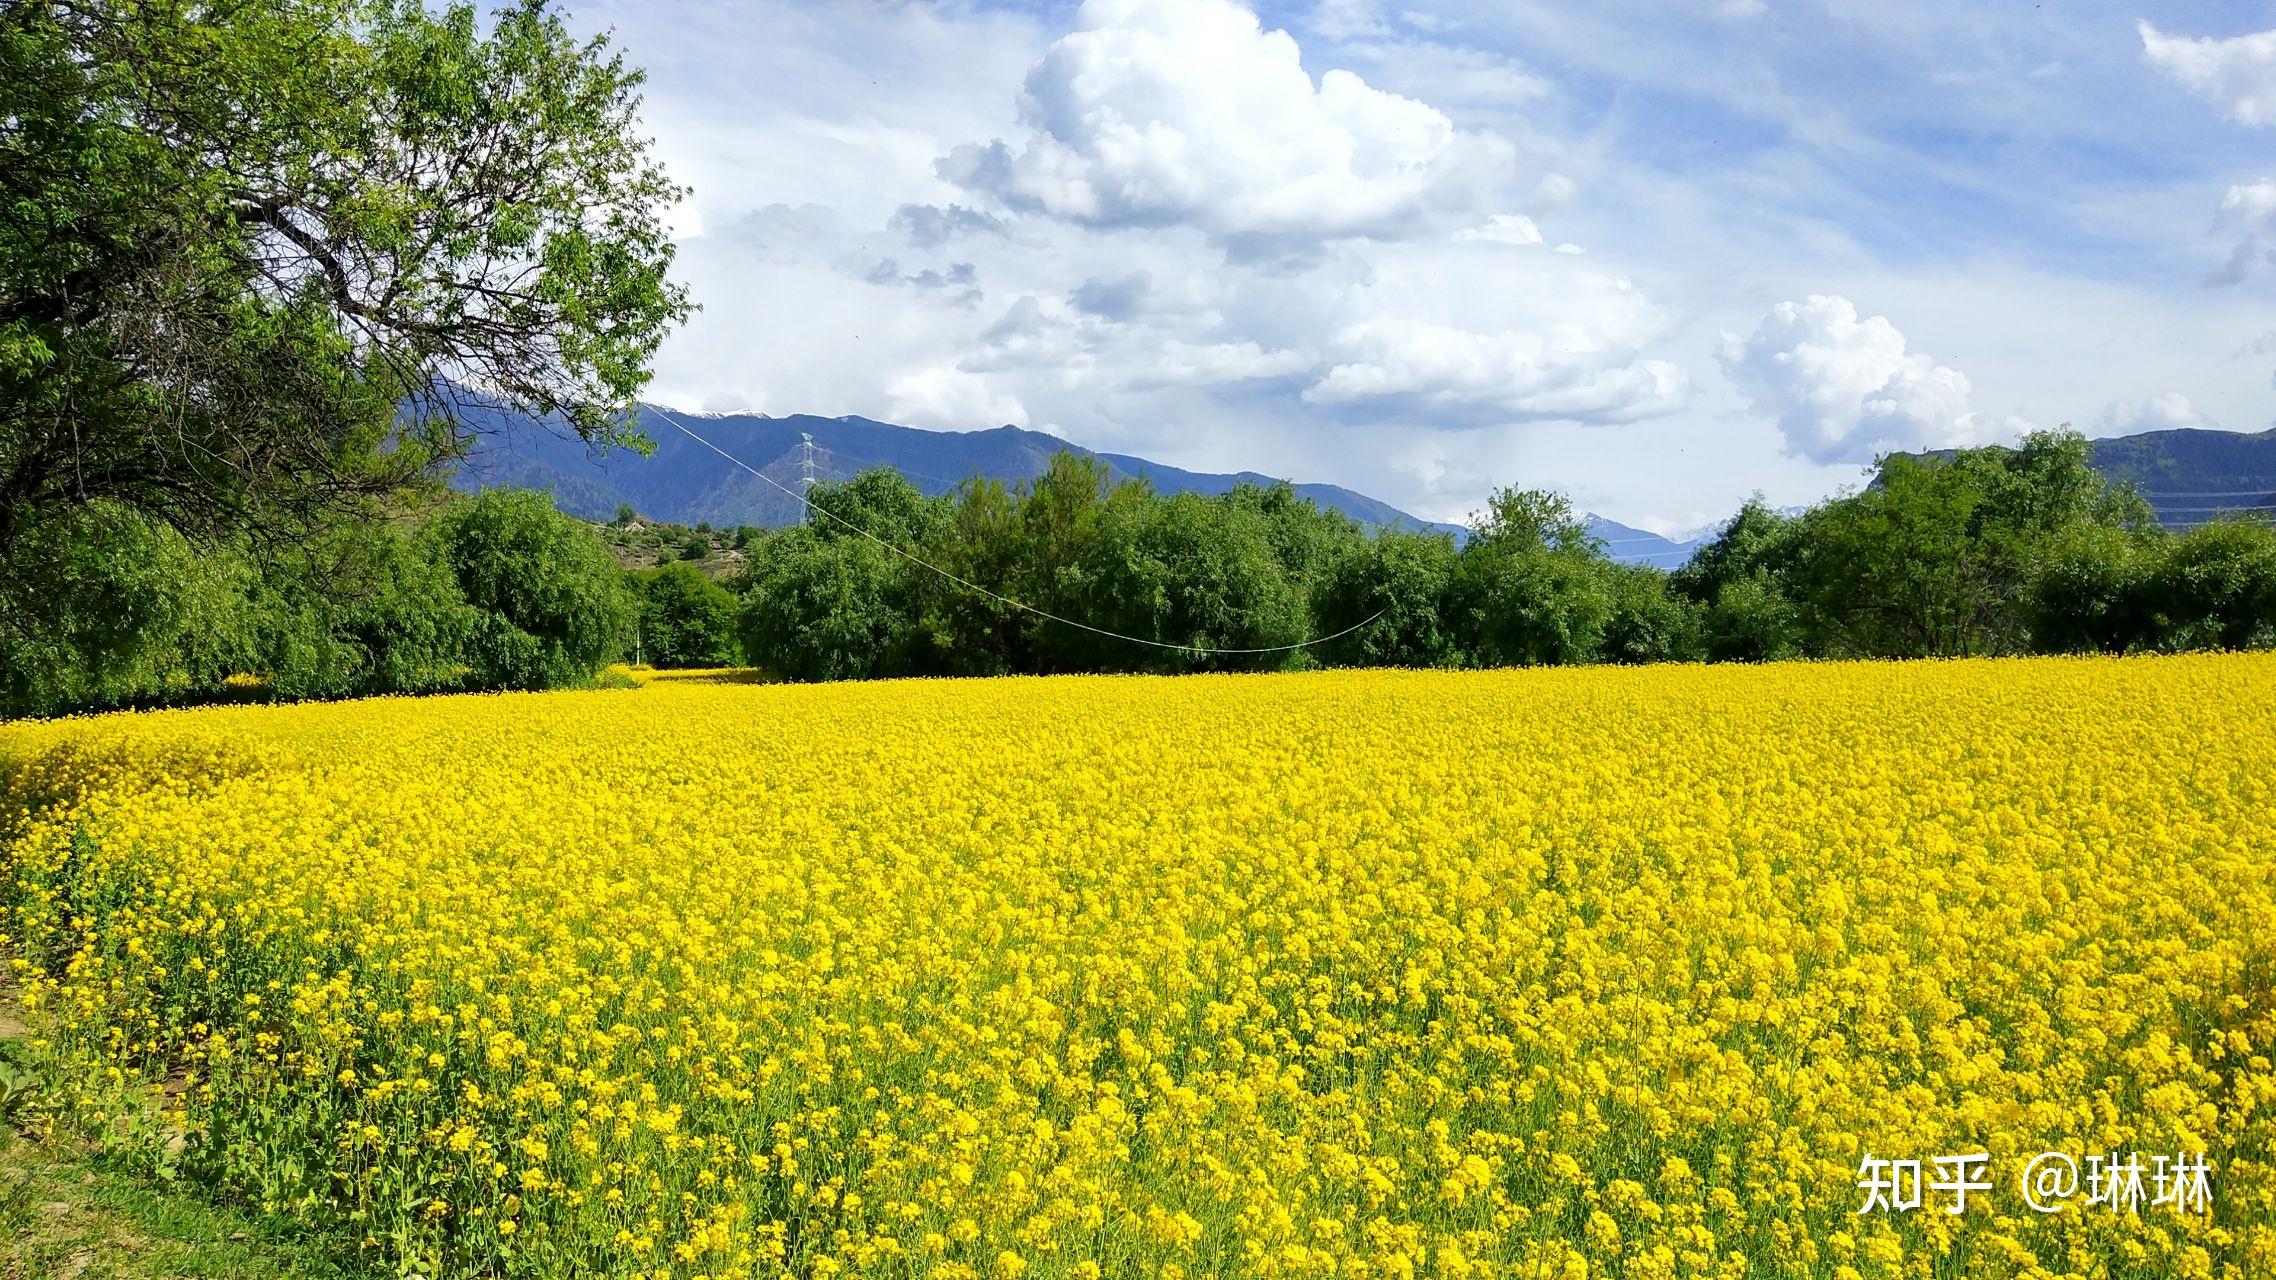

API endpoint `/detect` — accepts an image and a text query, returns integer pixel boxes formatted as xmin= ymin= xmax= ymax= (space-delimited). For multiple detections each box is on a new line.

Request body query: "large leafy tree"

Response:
xmin=1670 ymin=498 xmax=1804 ymax=662
xmin=632 ymin=561 xmax=740 ymax=669
xmin=429 ymin=488 xmax=631 ymax=688
xmin=735 ymin=531 xmax=914 ymax=683
xmin=1787 ymin=430 xmax=2152 ymax=658
xmin=1451 ymin=487 xmax=1614 ymax=666
xmin=1315 ymin=528 xmax=1461 ymax=669
xmin=0 ymin=0 xmax=689 ymax=592
xmin=1083 ymin=490 xmax=1310 ymax=673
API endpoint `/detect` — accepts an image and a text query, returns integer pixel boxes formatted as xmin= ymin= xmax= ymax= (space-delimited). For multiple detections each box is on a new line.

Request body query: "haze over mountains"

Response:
xmin=451 ymin=404 xmax=2276 ymax=568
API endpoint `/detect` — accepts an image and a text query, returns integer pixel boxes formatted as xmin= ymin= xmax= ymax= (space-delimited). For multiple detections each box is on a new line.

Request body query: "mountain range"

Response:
xmin=2082 ymin=428 xmax=2276 ymax=529
xmin=449 ymin=405 xmax=2276 ymax=568
xmin=448 ymin=405 xmax=1538 ymax=538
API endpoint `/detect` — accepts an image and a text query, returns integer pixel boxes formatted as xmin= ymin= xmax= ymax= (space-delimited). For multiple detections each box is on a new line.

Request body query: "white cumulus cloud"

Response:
xmin=2141 ymin=22 xmax=2276 ymax=127
xmin=1719 ymin=295 xmax=2015 ymax=465
xmin=1131 ymin=340 xmax=1317 ymax=389
xmin=1307 ymin=314 xmax=1688 ymax=421
xmin=886 ymin=366 xmax=1030 ymax=430
xmin=2212 ymin=178 xmax=2276 ymax=284
xmin=2099 ymin=392 xmax=2210 ymax=434
xmin=959 ymin=293 xmax=1312 ymax=393
xmin=1301 ymin=251 xmax=1690 ymax=425
xmin=936 ymin=0 xmax=1512 ymax=247
xmin=1457 ymin=213 xmax=1545 ymax=245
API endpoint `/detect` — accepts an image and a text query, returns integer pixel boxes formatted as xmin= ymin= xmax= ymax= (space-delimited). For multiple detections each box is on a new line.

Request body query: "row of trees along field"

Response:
xmin=10 ymin=427 xmax=2275 ymax=716
xmin=721 ymin=430 xmax=2276 ymax=678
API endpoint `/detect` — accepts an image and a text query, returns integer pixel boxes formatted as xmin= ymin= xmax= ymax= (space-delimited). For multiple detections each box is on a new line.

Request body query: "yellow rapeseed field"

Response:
xmin=1 ymin=656 xmax=2272 ymax=1279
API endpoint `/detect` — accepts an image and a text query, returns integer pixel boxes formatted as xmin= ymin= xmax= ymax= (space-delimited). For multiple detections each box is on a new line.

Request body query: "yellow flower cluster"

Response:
xmin=2 ymin=656 xmax=2272 ymax=1279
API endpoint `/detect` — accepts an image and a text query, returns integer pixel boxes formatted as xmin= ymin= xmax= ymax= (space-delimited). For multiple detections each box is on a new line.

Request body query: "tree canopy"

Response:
xmin=0 ymin=0 xmax=689 ymax=631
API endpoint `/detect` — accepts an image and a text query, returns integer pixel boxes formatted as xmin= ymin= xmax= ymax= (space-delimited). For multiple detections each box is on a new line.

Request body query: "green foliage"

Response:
xmin=720 ymin=436 xmax=2276 ymax=683
xmin=735 ymin=531 xmax=912 ymax=682
xmin=1671 ymin=499 xmax=1798 ymax=605
xmin=2027 ymin=523 xmax=2157 ymax=655
xmin=0 ymin=1059 xmax=45 ymax=1128
xmin=993 ymin=454 xmax=1116 ymax=674
xmin=16 ymin=427 xmax=2276 ymax=708
xmin=633 ymin=563 xmax=740 ymax=668
xmin=1777 ymin=430 xmax=2131 ymax=658
xmin=905 ymin=478 xmax=1029 ymax=677
xmin=1073 ymin=490 xmax=1310 ymax=673
xmin=429 ymin=490 xmax=632 ymax=689
xmin=0 ymin=503 xmax=243 ymax=716
xmin=1601 ymin=565 xmax=1702 ymax=665
xmin=1 ymin=0 xmax=688 ymax=624
xmin=740 ymin=462 xmax=1321 ymax=679
xmin=0 ymin=492 xmax=638 ymax=716
xmin=2141 ymin=520 xmax=2276 ymax=651
xmin=1451 ymin=488 xmax=1613 ymax=666
xmin=809 ymin=469 xmax=944 ymax=549
xmin=1673 ymin=499 xmax=1804 ymax=662
xmin=1784 ymin=455 xmax=1998 ymax=658
xmin=1316 ymin=530 xmax=1462 ymax=668
xmin=1700 ymin=572 xmax=1802 ymax=664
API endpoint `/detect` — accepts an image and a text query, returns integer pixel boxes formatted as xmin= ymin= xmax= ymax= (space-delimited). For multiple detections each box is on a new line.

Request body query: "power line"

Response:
xmin=647 ymin=405 xmax=1386 ymax=656
xmin=2135 ymin=489 xmax=2276 ymax=498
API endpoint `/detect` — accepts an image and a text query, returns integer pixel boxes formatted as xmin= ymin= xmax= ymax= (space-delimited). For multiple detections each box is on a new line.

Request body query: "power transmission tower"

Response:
xmin=799 ymin=432 xmax=817 ymax=525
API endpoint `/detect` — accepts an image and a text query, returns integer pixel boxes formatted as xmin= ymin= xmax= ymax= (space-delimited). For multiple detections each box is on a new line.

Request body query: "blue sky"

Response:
xmin=568 ymin=0 xmax=2276 ymax=533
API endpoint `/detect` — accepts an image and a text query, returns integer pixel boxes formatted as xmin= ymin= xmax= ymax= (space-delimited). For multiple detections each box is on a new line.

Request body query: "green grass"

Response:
xmin=0 ymin=1133 xmax=369 ymax=1280
xmin=0 ymin=987 xmax=367 ymax=1279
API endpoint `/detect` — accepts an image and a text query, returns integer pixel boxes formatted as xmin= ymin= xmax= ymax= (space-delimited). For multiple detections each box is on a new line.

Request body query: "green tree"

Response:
xmin=2027 ymin=523 xmax=2157 ymax=654
xmin=1786 ymin=430 xmax=2152 ymax=658
xmin=633 ymin=563 xmax=740 ymax=668
xmin=808 ymin=469 xmax=944 ymax=549
xmin=907 ymin=478 xmax=1027 ymax=676
xmin=1700 ymin=571 xmax=1802 ymax=663
xmin=1315 ymin=529 xmax=1461 ymax=668
xmin=428 ymin=489 xmax=632 ymax=688
xmin=1600 ymin=564 xmax=1701 ymax=664
xmin=1004 ymin=454 xmax=1117 ymax=671
xmin=1672 ymin=500 xmax=1804 ymax=662
xmin=735 ymin=530 xmax=913 ymax=682
xmin=1786 ymin=458 xmax=1986 ymax=657
xmin=2141 ymin=520 xmax=2276 ymax=651
xmin=1219 ymin=480 xmax=1355 ymax=598
xmin=0 ymin=502 xmax=243 ymax=716
xmin=1 ymin=0 xmax=688 ymax=641
xmin=1451 ymin=488 xmax=1613 ymax=666
xmin=234 ymin=514 xmax=484 ymax=699
xmin=1047 ymin=490 xmax=1306 ymax=673
xmin=1670 ymin=499 xmax=1797 ymax=604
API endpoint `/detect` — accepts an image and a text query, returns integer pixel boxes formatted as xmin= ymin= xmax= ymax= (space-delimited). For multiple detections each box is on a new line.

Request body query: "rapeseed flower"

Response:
xmin=0 ymin=656 xmax=2269 ymax=1277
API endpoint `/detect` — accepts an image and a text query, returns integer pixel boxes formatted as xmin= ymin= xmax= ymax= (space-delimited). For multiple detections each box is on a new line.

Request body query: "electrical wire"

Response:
xmin=2133 ymin=489 xmax=2276 ymax=498
xmin=648 ymin=405 xmax=1387 ymax=656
